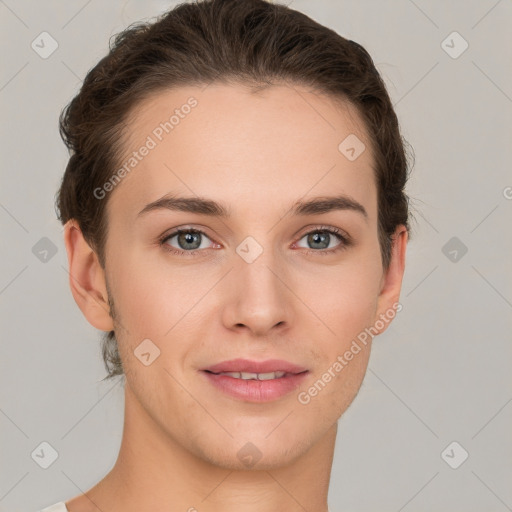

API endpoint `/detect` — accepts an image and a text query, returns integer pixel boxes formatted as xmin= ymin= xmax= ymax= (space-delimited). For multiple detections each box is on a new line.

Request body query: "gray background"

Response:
xmin=1 ymin=0 xmax=511 ymax=511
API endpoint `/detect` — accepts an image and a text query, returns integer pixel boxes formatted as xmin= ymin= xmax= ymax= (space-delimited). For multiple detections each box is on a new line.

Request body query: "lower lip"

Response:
xmin=201 ymin=371 xmax=309 ymax=402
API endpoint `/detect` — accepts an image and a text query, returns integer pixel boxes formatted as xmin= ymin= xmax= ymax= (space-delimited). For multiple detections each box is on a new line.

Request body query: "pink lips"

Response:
xmin=201 ymin=358 xmax=309 ymax=402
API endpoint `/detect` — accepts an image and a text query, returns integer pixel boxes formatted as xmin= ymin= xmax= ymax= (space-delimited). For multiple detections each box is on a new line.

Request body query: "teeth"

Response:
xmin=216 ymin=371 xmax=287 ymax=380
xmin=240 ymin=372 xmax=258 ymax=380
xmin=256 ymin=371 xmax=285 ymax=380
xmin=219 ymin=372 xmax=243 ymax=378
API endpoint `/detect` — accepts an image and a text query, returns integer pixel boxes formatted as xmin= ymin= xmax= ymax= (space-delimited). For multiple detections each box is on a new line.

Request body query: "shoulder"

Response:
xmin=38 ymin=502 xmax=69 ymax=512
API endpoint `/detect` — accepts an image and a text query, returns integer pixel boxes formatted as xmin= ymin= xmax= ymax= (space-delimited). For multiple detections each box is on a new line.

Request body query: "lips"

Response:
xmin=202 ymin=358 xmax=308 ymax=375
xmin=200 ymin=358 xmax=309 ymax=402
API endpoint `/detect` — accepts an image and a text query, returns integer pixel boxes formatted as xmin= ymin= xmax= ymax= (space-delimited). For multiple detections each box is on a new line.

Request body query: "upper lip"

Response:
xmin=202 ymin=358 xmax=308 ymax=375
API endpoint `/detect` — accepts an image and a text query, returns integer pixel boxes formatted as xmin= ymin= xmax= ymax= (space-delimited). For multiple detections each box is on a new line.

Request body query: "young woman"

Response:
xmin=42 ymin=0 xmax=411 ymax=510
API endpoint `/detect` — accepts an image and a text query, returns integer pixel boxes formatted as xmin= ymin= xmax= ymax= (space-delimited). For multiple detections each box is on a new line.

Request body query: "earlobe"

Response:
xmin=374 ymin=225 xmax=408 ymax=334
xmin=63 ymin=219 xmax=114 ymax=332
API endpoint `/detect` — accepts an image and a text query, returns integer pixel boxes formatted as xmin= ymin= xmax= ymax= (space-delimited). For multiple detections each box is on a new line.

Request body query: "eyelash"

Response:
xmin=158 ymin=226 xmax=352 ymax=257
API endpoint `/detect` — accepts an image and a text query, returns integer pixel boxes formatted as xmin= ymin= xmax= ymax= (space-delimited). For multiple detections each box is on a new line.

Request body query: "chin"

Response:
xmin=191 ymin=427 xmax=316 ymax=471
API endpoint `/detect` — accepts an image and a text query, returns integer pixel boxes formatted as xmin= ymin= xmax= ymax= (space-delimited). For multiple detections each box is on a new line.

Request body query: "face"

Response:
xmin=94 ymin=82 xmax=405 ymax=470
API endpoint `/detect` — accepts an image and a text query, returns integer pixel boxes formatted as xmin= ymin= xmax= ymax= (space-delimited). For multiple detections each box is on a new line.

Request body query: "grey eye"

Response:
xmin=164 ymin=230 xmax=212 ymax=251
xmin=296 ymin=230 xmax=342 ymax=250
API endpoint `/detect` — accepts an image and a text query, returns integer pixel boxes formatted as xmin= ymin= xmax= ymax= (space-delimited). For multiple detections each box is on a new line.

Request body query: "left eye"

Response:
xmin=295 ymin=229 xmax=345 ymax=251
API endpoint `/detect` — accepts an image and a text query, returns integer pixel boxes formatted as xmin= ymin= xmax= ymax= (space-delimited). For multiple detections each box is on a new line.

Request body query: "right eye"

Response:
xmin=159 ymin=228 xmax=218 ymax=256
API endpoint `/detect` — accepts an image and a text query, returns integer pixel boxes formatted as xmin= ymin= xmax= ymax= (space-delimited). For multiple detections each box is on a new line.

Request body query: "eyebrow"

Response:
xmin=137 ymin=194 xmax=368 ymax=221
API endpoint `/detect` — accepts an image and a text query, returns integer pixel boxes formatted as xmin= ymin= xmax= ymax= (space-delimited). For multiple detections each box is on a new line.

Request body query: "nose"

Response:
xmin=221 ymin=252 xmax=293 ymax=337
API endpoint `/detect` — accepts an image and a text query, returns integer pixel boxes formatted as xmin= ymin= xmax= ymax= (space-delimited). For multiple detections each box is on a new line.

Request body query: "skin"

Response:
xmin=62 ymin=82 xmax=407 ymax=512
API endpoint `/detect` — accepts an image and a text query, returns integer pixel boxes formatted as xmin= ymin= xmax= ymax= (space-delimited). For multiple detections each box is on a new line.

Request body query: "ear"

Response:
xmin=373 ymin=225 xmax=408 ymax=334
xmin=63 ymin=219 xmax=114 ymax=332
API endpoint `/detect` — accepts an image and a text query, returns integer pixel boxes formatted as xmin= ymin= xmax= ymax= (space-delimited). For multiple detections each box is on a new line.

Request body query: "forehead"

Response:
xmin=106 ymin=82 xmax=377 ymax=224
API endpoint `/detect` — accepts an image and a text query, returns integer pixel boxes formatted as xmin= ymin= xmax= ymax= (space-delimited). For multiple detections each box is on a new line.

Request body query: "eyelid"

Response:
xmin=295 ymin=224 xmax=351 ymax=243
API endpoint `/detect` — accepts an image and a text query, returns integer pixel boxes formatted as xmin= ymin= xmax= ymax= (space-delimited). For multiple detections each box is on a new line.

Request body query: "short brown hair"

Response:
xmin=56 ymin=0 xmax=414 ymax=380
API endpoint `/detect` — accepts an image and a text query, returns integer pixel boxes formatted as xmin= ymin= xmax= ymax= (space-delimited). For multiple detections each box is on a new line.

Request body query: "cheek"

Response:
xmin=296 ymin=340 xmax=371 ymax=431
xmin=109 ymin=250 xmax=195 ymax=335
xmin=108 ymin=251 xmax=225 ymax=378
xmin=298 ymin=262 xmax=381 ymax=342
xmin=295 ymin=265 xmax=378 ymax=410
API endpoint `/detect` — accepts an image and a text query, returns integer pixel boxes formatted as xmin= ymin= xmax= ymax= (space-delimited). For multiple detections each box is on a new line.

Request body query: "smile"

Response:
xmin=208 ymin=370 xmax=287 ymax=380
xmin=201 ymin=369 xmax=309 ymax=402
